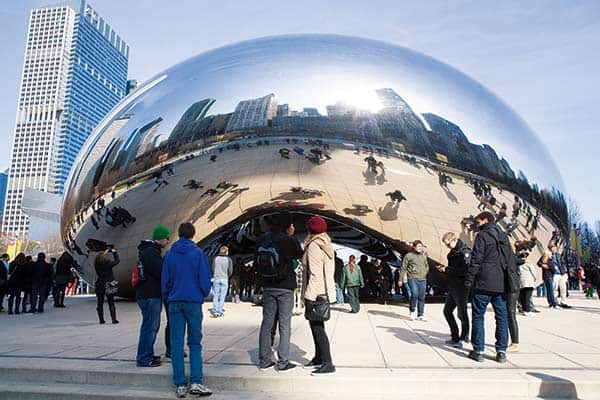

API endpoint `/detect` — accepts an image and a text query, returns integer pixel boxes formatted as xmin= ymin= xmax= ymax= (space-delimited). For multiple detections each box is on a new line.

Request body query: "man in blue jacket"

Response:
xmin=162 ymin=222 xmax=213 ymax=398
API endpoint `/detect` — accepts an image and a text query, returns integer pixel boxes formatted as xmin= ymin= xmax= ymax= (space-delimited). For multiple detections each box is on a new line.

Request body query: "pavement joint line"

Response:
xmin=535 ymin=327 xmax=600 ymax=352
xmin=367 ymin=303 xmax=390 ymax=369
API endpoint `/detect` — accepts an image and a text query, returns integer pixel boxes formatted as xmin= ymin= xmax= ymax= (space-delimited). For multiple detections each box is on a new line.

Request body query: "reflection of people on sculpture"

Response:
xmin=378 ymin=201 xmax=400 ymax=221
xmin=386 ymin=190 xmax=406 ymax=204
xmin=217 ymin=181 xmax=238 ymax=190
xmin=153 ymin=173 xmax=169 ymax=192
xmin=291 ymin=187 xmax=323 ymax=196
xmin=343 ymin=204 xmax=373 ymax=216
xmin=91 ymin=215 xmax=100 ymax=230
xmin=183 ymin=179 xmax=203 ymax=190
xmin=201 ymin=188 xmax=219 ymax=198
xmin=506 ymin=214 xmax=519 ymax=235
xmin=210 ymin=155 xmax=217 ymax=162
xmin=364 ymin=156 xmax=378 ymax=174
xmin=278 ymin=148 xmax=290 ymax=159
xmin=460 ymin=215 xmax=477 ymax=232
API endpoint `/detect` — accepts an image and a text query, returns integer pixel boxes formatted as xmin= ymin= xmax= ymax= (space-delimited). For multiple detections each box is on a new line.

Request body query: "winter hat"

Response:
xmin=307 ymin=216 xmax=327 ymax=234
xmin=152 ymin=224 xmax=171 ymax=241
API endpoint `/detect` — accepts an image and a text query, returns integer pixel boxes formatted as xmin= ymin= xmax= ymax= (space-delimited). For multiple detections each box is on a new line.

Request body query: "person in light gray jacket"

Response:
xmin=210 ymin=246 xmax=233 ymax=317
xmin=518 ymin=251 xmax=537 ymax=315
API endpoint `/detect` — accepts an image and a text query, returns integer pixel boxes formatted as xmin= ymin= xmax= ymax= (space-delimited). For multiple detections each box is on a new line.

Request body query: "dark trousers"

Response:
xmin=136 ymin=298 xmax=162 ymax=365
xmin=443 ymin=287 xmax=470 ymax=342
xmin=96 ymin=293 xmax=117 ymax=322
xmin=53 ymin=283 xmax=67 ymax=306
xmin=0 ymin=285 xmax=6 ymax=310
xmin=506 ymin=291 xmax=519 ymax=345
xmin=471 ymin=292 xmax=508 ymax=354
xmin=407 ymin=278 xmax=426 ymax=316
xmin=346 ymin=286 xmax=361 ymax=313
xmin=519 ymin=288 xmax=534 ymax=312
xmin=308 ymin=317 xmax=332 ymax=365
xmin=258 ymin=288 xmax=294 ymax=368
xmin=8 ymin=290 xmax=21 ymax=314
xmin=21 ymin=288 xmax=31 ymax=312
xmin=31 ymin=284 xmax=48 ymax=312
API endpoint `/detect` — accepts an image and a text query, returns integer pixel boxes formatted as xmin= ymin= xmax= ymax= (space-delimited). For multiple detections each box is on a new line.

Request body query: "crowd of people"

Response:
xmin=4 ymin=206 xmax=600 ymax=399
xmin=0 ymin=252 xmax=78 ymax=314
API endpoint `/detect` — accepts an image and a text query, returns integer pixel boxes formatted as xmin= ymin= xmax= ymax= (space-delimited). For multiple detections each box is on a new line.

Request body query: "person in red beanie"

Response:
xmin=302 ymin=215 xmax=336 ymax=374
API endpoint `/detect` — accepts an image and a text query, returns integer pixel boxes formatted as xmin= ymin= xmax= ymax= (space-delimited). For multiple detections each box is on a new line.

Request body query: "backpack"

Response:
xmin=492 ymin=231 xmax=520 ymax=293
xmin=256 ymin=243 xmax=281 ymax=280
xmin=131 ymin=261 xmax=146 ymax=288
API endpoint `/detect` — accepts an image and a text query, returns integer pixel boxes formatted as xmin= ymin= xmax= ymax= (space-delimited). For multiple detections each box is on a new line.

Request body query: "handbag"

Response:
xmin=304 ymin=255 xmax=331 ymax=322
xmin=305 ymin=294 xmax=331 ymax=321
xmin=105 ymin=280 xmax=119 ymax=295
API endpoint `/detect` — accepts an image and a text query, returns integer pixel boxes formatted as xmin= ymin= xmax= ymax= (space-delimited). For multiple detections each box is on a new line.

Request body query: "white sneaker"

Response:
xmin=409 ymin=311 xmax=416 ymax=320
xmin=175 ymin=386 xmax=187 ymax=398
xmin=418 ymin=315 xmax=427 ymax=321
xmin=189 ymin=383 xmax=212 ymax=396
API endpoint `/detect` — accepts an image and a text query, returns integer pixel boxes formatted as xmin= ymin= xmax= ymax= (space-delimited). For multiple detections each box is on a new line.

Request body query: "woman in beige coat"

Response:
xmin=302 ymin=215 xmax=336 ymax=374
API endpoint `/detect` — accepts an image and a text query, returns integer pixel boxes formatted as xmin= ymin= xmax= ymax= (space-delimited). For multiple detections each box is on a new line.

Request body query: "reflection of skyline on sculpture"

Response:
xmin=66 ymin=35 xmax=563 ymax=197
xmin=60 ymin=35 xmax=569 ymax=296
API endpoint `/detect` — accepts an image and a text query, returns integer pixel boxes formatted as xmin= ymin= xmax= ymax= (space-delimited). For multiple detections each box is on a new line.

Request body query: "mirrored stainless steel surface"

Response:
xmin=61 ymin=35 xmax=565 ymax=296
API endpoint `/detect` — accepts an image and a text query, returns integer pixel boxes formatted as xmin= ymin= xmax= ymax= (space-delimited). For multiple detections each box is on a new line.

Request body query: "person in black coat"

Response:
xmin=31 ymin=253 xmax=54 ymax=313
xmin=7 ymin=253 xmax=27 ymax=314
xmin=464 ymin=211 xmax=510 ymax=363
xmin=136 ymin=224 xmax=170 ymax=367
xmin=53 ymin=252 xmax=75 ymax=308
xmin=20 ymin=256 xmax=34 ymax=313
xmin=440 ymin=232 xmax=471 ymax=348
xmin=334 ymin=253 xmax=344 ymax=305
xmin=0 ymin=254 xmax=8 ymax=312
xmin=94 ymin=249 xmax=120 ymax=324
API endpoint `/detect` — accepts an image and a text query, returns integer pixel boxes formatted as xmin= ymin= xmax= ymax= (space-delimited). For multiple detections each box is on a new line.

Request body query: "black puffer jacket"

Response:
xmin=446 ymin=239 xmax=472 ymax=289
xmin=465 ymin=222 xmax=507 ymax=294
xmin=136 ymin=240 xmax=163 ymax=299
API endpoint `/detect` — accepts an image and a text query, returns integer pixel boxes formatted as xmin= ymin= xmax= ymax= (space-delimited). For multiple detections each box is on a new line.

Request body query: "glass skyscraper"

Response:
xmin=2 ymin=0 xmax=128 ymax=237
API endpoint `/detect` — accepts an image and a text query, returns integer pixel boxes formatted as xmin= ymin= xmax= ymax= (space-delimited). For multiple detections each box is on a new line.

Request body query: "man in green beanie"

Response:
xmin=136 ymin=224 xmax=170 ymax=367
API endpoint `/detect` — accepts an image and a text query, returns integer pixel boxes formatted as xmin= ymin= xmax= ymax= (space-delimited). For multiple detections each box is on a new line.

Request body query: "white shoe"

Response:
xmin=189 ymin=383 xmax=212 ymax=396
xmin=418 ymin=315 xmax=427 ymax=321
xmin=409 ymin=311 xmax=416 ymax=320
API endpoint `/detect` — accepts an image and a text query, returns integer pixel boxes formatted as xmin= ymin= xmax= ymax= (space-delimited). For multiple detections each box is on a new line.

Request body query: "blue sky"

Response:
xmin=1 ymin=0 xmax=599 ymax=222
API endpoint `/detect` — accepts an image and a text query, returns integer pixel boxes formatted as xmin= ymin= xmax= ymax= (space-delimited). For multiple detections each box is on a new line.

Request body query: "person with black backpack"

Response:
xmin=440 ymin=232 xmax=471 ymax=349
xmin=256 ymin=212 xmax=303 ymax=372
xmin=465 ymin=211 xmax=517 ymax=364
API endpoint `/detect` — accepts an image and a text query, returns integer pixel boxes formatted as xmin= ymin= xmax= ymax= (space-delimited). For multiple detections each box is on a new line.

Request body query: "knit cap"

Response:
xmin=152 ymin=224 xmax=171 ymax=240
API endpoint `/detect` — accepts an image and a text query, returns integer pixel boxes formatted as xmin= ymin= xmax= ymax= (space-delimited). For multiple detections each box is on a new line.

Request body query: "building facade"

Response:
xmin=226 ymin=93 xmax=278 ymax=131
xmin=0 ymin=170 xmax=8 ymax=224
xmin=2 ymin=0 xmax=128 ymax=237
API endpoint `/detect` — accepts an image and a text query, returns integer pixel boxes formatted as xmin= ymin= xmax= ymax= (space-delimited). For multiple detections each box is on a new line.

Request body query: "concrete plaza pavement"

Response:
xmin=0 ymin=292 xmax=599 ymax=399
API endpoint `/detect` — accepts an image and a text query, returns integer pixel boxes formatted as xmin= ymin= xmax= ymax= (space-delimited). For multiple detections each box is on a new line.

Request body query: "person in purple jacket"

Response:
xmin=162 ymin=222 xmax=213 ymax=398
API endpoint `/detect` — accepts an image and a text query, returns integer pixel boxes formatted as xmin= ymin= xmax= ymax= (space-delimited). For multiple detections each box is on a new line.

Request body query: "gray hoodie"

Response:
xmin=212 ymin=255 xmax=233 ymax=281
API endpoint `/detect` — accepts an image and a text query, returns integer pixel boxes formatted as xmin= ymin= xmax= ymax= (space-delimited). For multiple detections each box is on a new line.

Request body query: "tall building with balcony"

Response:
xmin=2 ymin=0 xmax=129 ymax=237
xmin=226 ymin=93 xmax=278 ymax=131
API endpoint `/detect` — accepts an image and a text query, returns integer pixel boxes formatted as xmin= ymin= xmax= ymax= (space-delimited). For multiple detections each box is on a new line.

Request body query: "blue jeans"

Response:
xmin=544 ymin=277 xmax=557 ymax=307
xmin=471 ymin=293 xmax=508 ymax=354
xmin=407 ymin=279 xmax=426 ymax=316
xmin=335 ymin=283 xmax=344 ymax=305
xmin=136 ymin=298 xmax=162 ymax=365
xmin=212 ymin=279 xmax=228 ymax=314
xmin=169 ymin=301 xmax=204 ymax=386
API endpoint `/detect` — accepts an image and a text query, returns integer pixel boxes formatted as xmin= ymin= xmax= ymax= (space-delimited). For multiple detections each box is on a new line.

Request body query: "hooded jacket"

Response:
xmin=257 ymin=231 xmax=303 ymax=291
xmin=161 ymin=238 xmax=212 ymax=303
xmin=302 ymin=233 xmax=336 ymax=301
xmin=464 ymin=222 xmax=507 ymax=294
xmin=136 ymin=240 xmax=163 ymax=299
